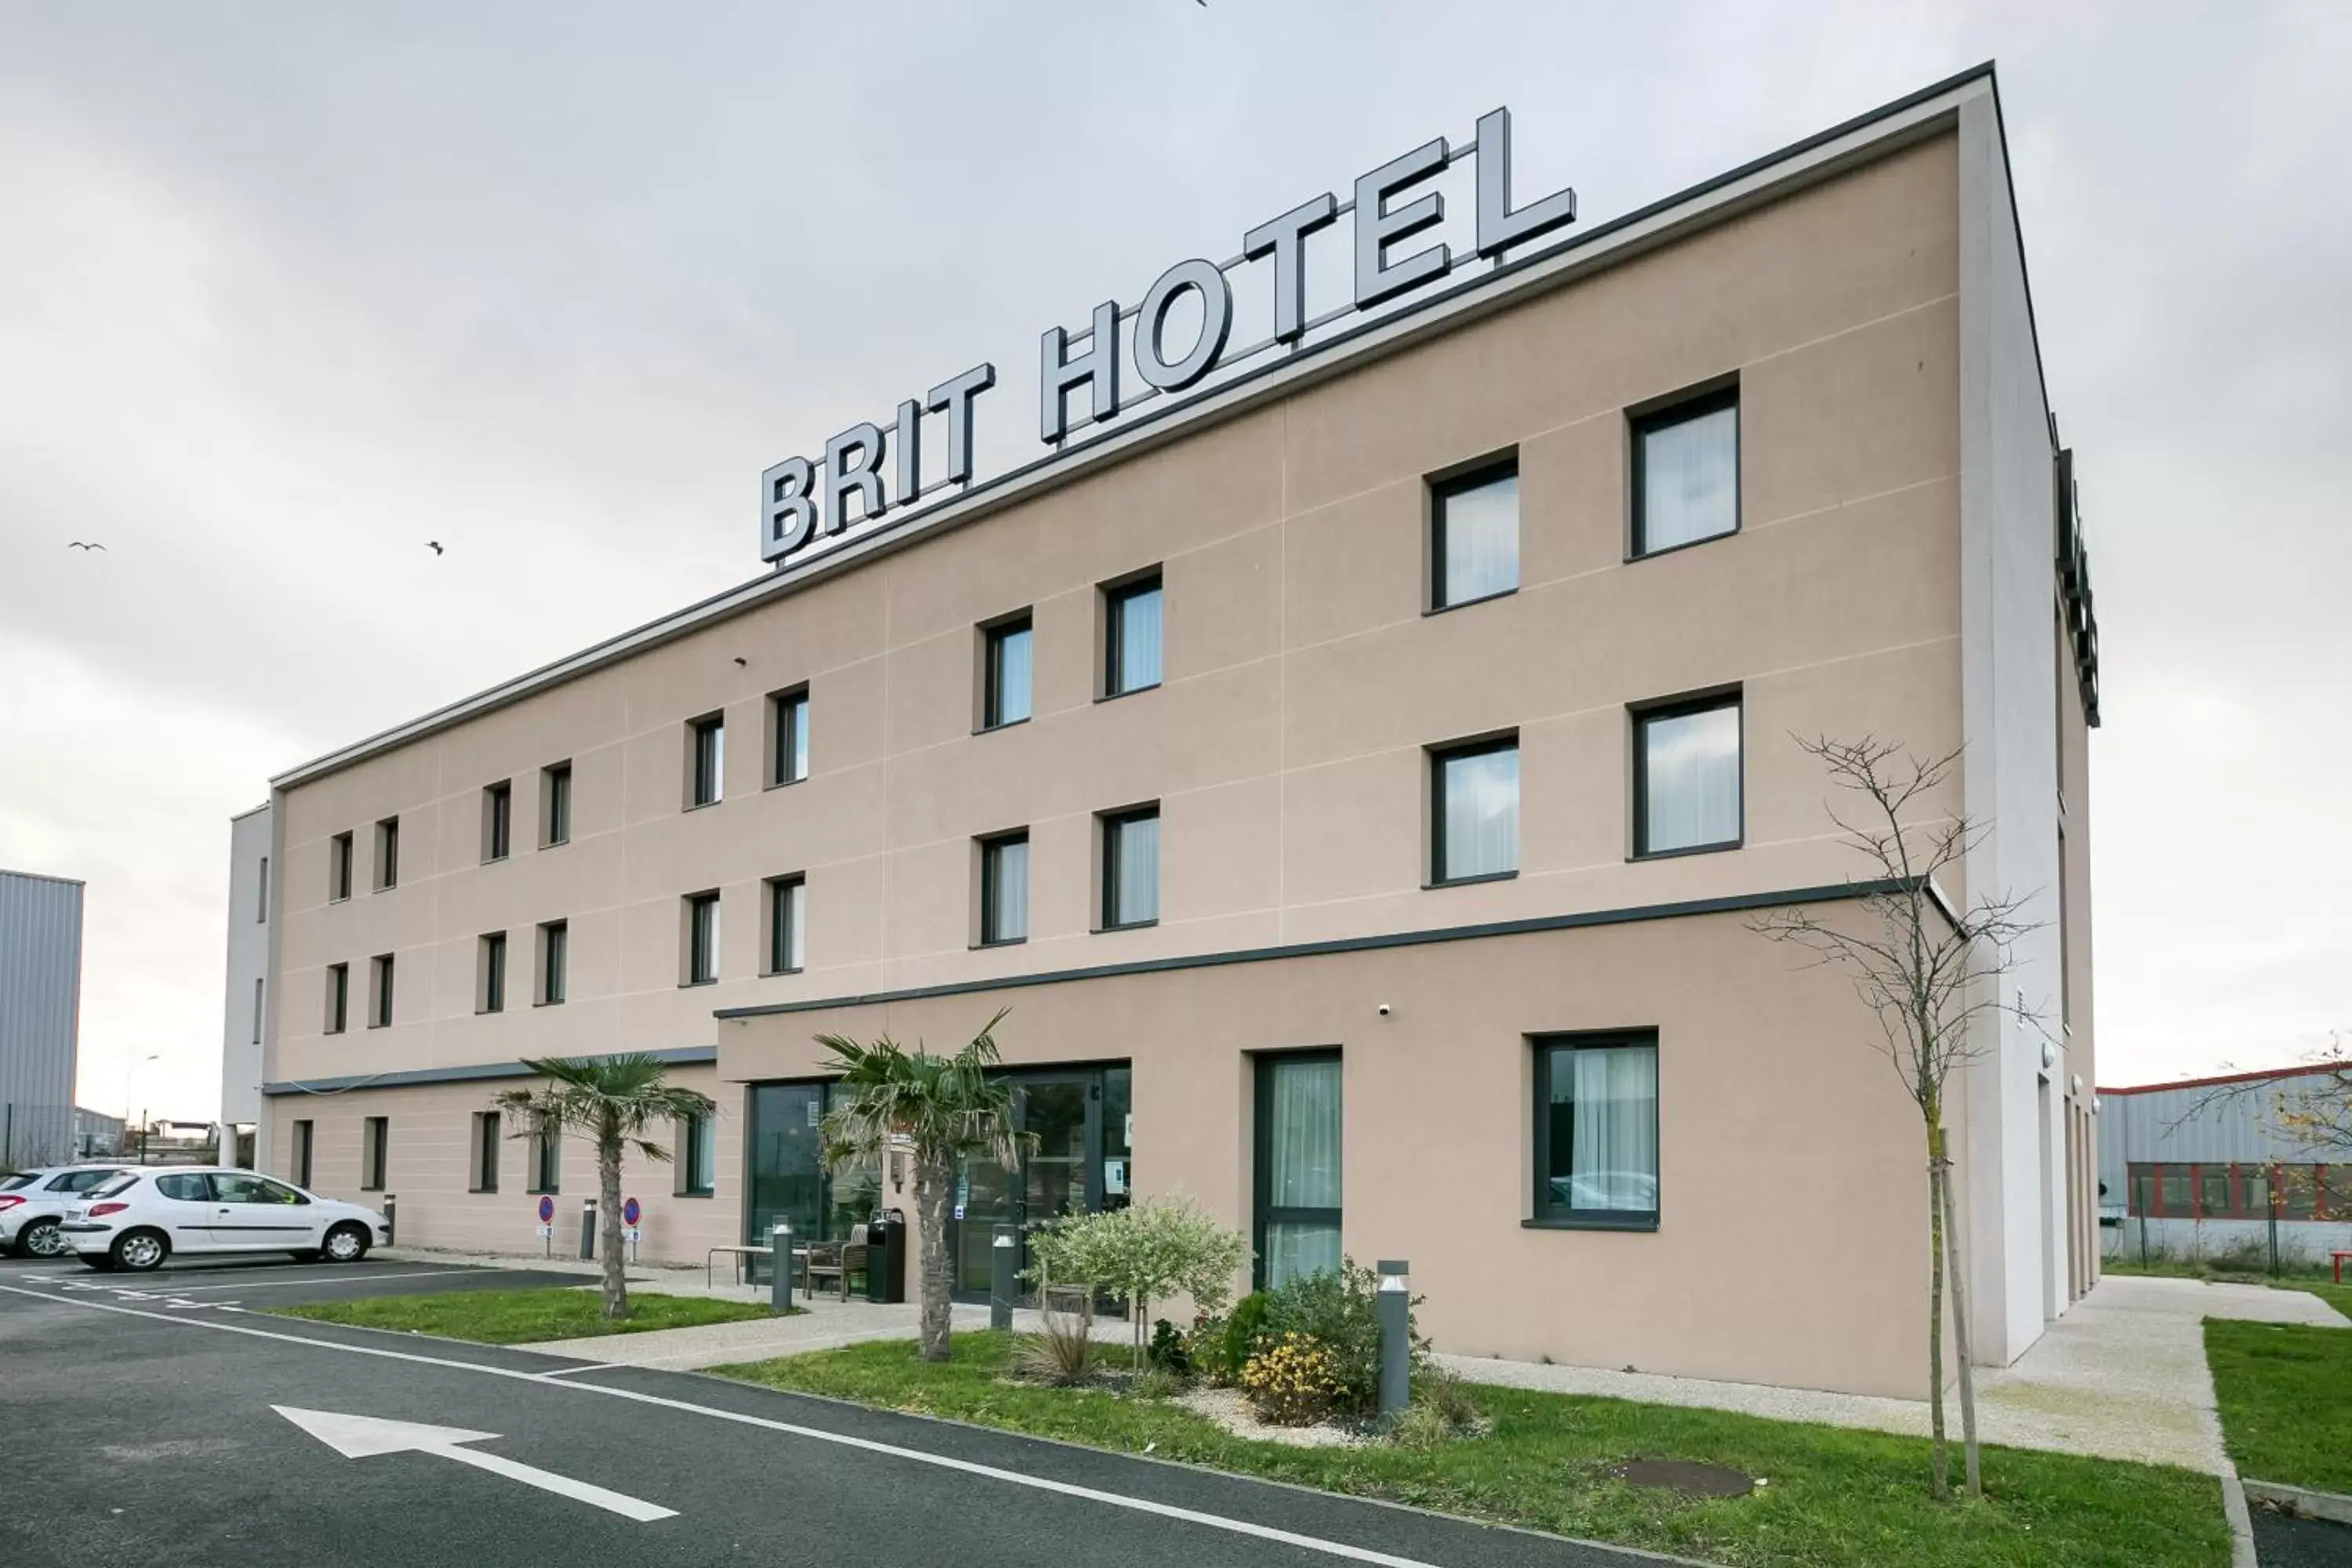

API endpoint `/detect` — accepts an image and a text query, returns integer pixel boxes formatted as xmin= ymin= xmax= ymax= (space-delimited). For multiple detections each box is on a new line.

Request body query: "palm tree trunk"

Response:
xmin=915 ymin=1157 xmax=954 ymax=1362
xmin=1940 ymin=1138 xmax=1982 ymax=1497
xmin=597 ymin=1112 xmax=627 ymax=1320
xmin=1926 ymin=1118 xmax=1949 ymax=1502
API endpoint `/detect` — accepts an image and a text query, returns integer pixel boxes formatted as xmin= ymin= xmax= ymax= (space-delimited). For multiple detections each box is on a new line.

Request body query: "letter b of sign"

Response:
xmin=761 ymin=456 xmax=818 ymax=562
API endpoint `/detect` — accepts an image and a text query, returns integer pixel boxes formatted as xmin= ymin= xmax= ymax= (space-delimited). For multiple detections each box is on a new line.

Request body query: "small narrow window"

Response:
xmin=537 ymin=921 xmax=568 ymax=1006
xmin=1103 ymin=574 xmax=1163 ymax=698
xmin=1100 ymin=806 xmax=1160 ymax=930
xmin=768 ymin=688 xmax=810 ymax=786
xmin=530 ymin=1120 xmax=561 ymax=1194
xmin=368 ymin=953 xmax=395 ymax=1029
xmin=678 ymin=1112 xmax=717 ymax=1197
xmin=483 ymin=781 xmax=513 ymax=862
xmin=764 ymin=875 xmax=805 ymax=975
xmin=324 ymin=963 xmax=349 ymax=1035
xmin=982 ymin=616 xmax=1033 ymax=729
xmin=979 ymin=832 xmax=1029 ymax=946
xmin=1632 ymin=387 xmax=1740 ymax=556
xmin=361 ymin=1116 xmax=389 ymax=1191
xmin=1532 ymin=1033 xmax=1660 ymax=1229
xmin=479 ymin=931 xmax=507 ymax=1014
xmin=257 ymin=857 xmax=270 ymax=922
xmin=1430 ymin=461 xmax=1519 ymax=610
xmin=471 ymin=1112 xmax=501 ymax=1194
xmin=329 ymin=833 xmax=354 ymax=902
xmin=541 ymin=761 xmax=573 ymax=848
xmin=684 ymin=891 xmax=721 ymax=985
xmin=252 ymin=977 xmax=265 ymax=1045
xmin=374 ymin=818 xmax=400 ymax=891
xmin=688 ymin=714 xmax=725 ymax=808
xmin=291 ymin=1120 xmax=314 ymax=1189
xmin=1429 ymin=736 xmax=1519 ymax=884
xmin=1633 ymin=692 xmax=1743 ymax=857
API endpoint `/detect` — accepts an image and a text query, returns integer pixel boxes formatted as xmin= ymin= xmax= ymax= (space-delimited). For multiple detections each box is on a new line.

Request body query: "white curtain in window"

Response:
xmin=1440 ymin=746 xmax=1519 ymax=879
xmin=784 ymin=882 xmax=806 ymax=970
xmin=1113 ymin=815 xmax=1158 ymax=924
xmin=692 ymin=1114 xmax=717 ymax=1191
xmin=1265 ymin=1221 xmax=1342 ymax=1287
xmin=988 ymin=840 xmax=1028 ymax=941
xmin=995 ymin=628 xmax=1033 ymax=724
xmin=1118 ymin=587 xmax=1163 ymax=691
xmin=1269 ymin=1058 xmax=1341 ymax=1210
xmin=1568 ymin=1045 xmax=1659 ymax=1211
xmin=1642 ymin=704 xmax=1740 ymax=851
xmin=1440 ymin=473 xmax=1519 ymax=604
xmin=1641 ymin=404 xmax=1738 ymax=551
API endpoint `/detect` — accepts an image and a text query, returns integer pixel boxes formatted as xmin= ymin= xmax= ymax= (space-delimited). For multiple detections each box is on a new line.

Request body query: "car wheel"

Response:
xmin=112 ymin=1230 xmax=169 ymax=1272
xmin=321 ymin=1223 xmax=370 ymax=1264
xmin=16 ymin=1220 xmax=68 ymax=1259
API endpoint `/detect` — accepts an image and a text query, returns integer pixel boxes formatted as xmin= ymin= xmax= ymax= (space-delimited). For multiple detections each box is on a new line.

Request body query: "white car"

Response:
xmin=60 ymin=1167 xmax=389 ymax=1272
xmin=0 ymin=1164 xmax=132 ymax=1258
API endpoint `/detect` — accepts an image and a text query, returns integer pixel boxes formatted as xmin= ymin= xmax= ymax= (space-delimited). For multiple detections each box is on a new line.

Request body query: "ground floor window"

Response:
xmin=2126 ymin=1160 xmax=2343 ymax=1220
xmin=470 ymin=1112 xmax=499 ymax=1193
xmin=1254 ymin=1052 xmax=1341 ymax=1290
xmin=1532 ymin=1033 xmax=1660 ymax=1229
xmin=361 ymin=1116 xmax=389 ymax=1191
xmin=678 ymin=1111 xmax=717 ymax=1196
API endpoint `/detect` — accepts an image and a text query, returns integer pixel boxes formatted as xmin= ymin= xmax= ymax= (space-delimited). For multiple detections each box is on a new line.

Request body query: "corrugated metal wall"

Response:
xmin=0 ymin=870 xmax=85 ymax=1167
xmin=2096 ymin=1071 xmax=2330 ymax=1195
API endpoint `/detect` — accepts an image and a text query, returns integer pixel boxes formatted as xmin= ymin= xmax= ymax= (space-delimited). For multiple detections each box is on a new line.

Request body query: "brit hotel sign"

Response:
xmin=759 ymin=108 xmax=1579 ymax=565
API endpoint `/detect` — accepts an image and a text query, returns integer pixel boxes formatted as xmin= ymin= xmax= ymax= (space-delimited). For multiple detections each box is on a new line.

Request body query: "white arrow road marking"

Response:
xmin=273 ymin=1406 xmax=676 ymax=1523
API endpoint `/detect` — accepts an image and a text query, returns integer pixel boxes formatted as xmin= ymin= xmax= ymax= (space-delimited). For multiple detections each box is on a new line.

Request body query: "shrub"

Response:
xmin=1203 ymin=1291 xmax=1271 ymax=1385
xmin=1147 ymin=1317 xmax=1192 ymax=1375
xmin=1010 ymin=1293 xmax=1095 ymax=1385
xmin=1240 ymin=1333 xmax=1346 ymax=1426
xmin=1131 ymin=1366 xmax=1186 ymax=1401
xmin=1025 ymin=1193 xmax=1249 ymax=1367
xmin=1387 ymin=1370 xmax=1487 ymax=1446
xmin=1260 ymin=1258 xmax=1423 ymax=1415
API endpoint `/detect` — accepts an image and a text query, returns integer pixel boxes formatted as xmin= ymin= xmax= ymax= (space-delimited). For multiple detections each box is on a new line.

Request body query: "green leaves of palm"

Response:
xmin=815 ymin=1008 xmax=1027 ymax=1172
xmin=493 ymin=1053 xmax=715 ymax=1163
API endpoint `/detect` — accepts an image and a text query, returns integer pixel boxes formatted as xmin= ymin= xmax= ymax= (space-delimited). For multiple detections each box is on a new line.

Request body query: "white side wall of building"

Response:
xmin=220 ymin=804 xmax=273 ymax=1167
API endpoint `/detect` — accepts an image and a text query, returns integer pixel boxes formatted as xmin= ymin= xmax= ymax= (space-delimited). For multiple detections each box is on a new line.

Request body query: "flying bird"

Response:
xmin=67 ymin=541 xmax=107 ymax=551
xmin=425 ymin=541 xmax=445 ymax=555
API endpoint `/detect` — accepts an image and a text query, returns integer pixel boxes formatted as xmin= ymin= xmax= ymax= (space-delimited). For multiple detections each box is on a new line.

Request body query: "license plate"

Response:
xmin=67 ymin=1207 xmax=85 ymax=1221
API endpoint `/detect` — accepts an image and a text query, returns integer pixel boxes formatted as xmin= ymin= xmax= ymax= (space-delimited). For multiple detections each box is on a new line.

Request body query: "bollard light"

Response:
xmin=990 ymin=1225 xmax=1017 ymax=1330
xmin=770 ymin=1219 xmax=794 ymax=1312
xmin=1376 ymin=1258 xmax=1410 ymax=1419
xmin=579 ymin=1196 xmax=598 ymax=1261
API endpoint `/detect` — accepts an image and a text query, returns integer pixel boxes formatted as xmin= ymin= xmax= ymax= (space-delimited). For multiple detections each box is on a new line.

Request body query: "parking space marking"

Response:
xmin=0 ymin=1281 xmax=1451 ymax=1568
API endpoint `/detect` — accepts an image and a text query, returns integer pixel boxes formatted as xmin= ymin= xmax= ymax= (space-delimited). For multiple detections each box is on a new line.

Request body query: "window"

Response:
xmin=684 ymin=891 xmax=721 ymax=985
xmin=368 ymin=953 xmax=395 ymax=1029
xmin=214 ymin=1171 xmax=306 ymax=1207
xmin=982 ymin=615 xmax=1033 ymax=729
xmin=678 ymin=1112 xmax=717 ymax=1197
xmin=483 ymin=781 xmax=513 ymax=862
xmin=361 ymin=1116 xmax=389 ymax=1191
xmin=529 ymin=1120 xmax=561 ymax=1194
xmin=257 ymin=857 xmax=270 ymax=922
xmin=537 ymin=921 xmax=568 ymax=1006
xmin=688 ymin=713 xmax=725 ymax=808
xmin=764 ymin=876 xmax=804 ymax=975
xmin=470 ymin=1112 xmax=500 ymax=1193
xmin=2128 ymin=1163 xmax=2154 ymax=1218
xmin=1632 ymin=387 xmax=1739 ymax=556
xmin=1532 ymin=1033 xmax=1661 ymax=1229
xmin=325 ymin=964 xmax=349 ymax=1034
xmin=1102 ymin=573 xmax=1163 ymax=697
xmin=979 ymin=832 xmax=1029 ymax=946
xmin=1100 ymin=806 xmax=1160 ymax=929
xmin=2242 ymin=1166 xmax=2271 ymax=1218
xmin=2199 ymin=1166 xmax=2232 ymax=1218
xmin=1254 ymin=1053 xmax=1342 ymax=1290
xmin=374 ymin=817 xmax=400 ymax=890
xmin=252 ymin=978 xmax=264 ymax=1045
xmin=1429 ymin=460 xmax=1519 ymax=610
xmin=292 ymin=1120 xmax=314 ymax=1188
xmin=541 ymin=761 xmax=572 ymax=848
xmin=329 ymin=832 xmax=354 ymax=902
xmin=1634 ymin=693 xmax=1742 ymax=857
xmin=2161 ymin=1166 xmax=2191 ymax=1214
xmin=1429 ymin=737 xmax=1519 ymax=884
xmin=479 ymin=931 xmax=507 ymax=1014
xmin=768 ymin=688 xmax=809 ymax=786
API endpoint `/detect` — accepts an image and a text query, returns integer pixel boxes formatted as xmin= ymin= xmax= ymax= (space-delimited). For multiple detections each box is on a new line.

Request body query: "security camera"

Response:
xmin=1376 ymin=1004 xmax=1392 ymax=1017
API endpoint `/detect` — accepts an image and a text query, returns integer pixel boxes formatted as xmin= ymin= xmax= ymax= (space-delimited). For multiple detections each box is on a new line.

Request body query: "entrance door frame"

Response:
xmin=947 ymin=1063 xmax=1120 ymax=1302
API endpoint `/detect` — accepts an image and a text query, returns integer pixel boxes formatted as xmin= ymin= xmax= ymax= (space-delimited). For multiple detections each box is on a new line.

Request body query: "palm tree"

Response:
xmin=493 ymin=1054 xmax=714 ymax=1320
xmin=817 ymin=1011 xmax=1025 ymax=1362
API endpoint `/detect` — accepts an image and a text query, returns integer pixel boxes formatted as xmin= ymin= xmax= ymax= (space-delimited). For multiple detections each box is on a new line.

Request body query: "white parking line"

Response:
xmin=12 ymin=1266 xmax=526 ymax=1294
xmin=0 ymin=1282 xmax=1448 ymax=1568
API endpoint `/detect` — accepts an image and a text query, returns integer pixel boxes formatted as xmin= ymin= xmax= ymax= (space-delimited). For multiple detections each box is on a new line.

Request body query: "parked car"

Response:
xmin=60 ymin=1167 xmax=388 ymax=1272
xmin=0 ymin=1164 xmax=132 ymax=1258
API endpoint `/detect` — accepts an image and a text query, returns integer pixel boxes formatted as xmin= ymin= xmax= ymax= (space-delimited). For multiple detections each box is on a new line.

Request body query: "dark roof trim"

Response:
xmin=270 ymin=66 xmax=1998 ymax=793
xmin=2098 ymin=1063 xmax=2340 ymax=1098
xmin=261 ymin=1044 xmax=717 ymax=1098
xmin=715 ymin=879 xmax=1906 ymax=1021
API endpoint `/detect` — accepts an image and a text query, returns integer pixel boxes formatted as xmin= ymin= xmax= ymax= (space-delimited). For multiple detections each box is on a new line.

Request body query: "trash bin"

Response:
xmin=866 ymin=1209 xmax=908 ymax=1304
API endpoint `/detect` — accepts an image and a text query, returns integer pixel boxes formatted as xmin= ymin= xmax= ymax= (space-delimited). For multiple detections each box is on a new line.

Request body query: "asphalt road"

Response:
xmin=2252 ymin=1511 xmax=2352 ymax=1568
xmin=0 ymin=1257 xmax=1668 ymax=1568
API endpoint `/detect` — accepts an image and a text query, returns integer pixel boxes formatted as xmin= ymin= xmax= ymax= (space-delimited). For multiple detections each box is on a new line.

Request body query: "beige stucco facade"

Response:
xmin=251 ymin=72 xmax=2098 ymax=1399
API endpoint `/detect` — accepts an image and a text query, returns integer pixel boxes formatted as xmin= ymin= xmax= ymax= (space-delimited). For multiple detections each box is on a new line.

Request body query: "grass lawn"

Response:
xmin=715 ymin=1332 xmax=2229 ymax=1568
xmin=269 ymin=1287 xmax=792 ymax=1345
xmin=2205 ymin=1318 xmax=2352 ymax=1496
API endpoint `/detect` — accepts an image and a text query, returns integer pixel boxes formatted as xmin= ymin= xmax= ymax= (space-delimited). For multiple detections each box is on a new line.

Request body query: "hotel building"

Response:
xmin=242 ymin=66 xmax=2100 ymax=1397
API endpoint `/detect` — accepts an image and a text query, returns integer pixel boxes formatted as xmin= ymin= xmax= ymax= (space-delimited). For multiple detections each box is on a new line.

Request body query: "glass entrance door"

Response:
xmin=948 ymin=1067 xmax=1122 ymax=1300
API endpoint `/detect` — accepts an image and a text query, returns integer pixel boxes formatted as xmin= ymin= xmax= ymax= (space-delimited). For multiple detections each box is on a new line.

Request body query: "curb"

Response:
xmin=2222 ymin=1469 xmax=2258 ymax=1568
xmin=2243 ymin=1477 xmax=2352 ymax=1527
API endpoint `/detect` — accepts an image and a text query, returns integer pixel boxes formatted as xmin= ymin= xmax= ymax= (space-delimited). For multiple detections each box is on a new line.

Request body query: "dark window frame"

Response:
xmin=368 ymin=953 xmax=395 ymax=1029
xmin=361 ymin=1116 xmax=389 ymax=1192
xmin=981 ymin=615 xmax=1034 ymax=731
xmin=484 ymin=780 xmax=513 ymax=863
xmin=677 ymin=1112 xmax=717 ymax=1198
xmin=325 ymin=963 xmax=349 ymax=1035
xmin=291 ymin=1120 xmax=314 ymax=1189
xmin=1631 ymin=690 xmax=1745 ymax=860
xmin=1098 ymin=804 xmax=1160 ymax=931
xmin=978 ymin=830 xmax=1030 ymax=947
xmin=329 ymin=832 xmax=354 ymax=902
xmin=541 ymin=760 xmax=573 ymax=848
xmin=1427 ymin=733 xmax=1520 ymax=887
xmin=1629 ymin=383 xmax=1741 ymax=561
xmin=684 ymin=890 xmax=721 ymax=986
xmin=763 ymin=874 xmax=805 ymax=975
xmin=374 ymin=817 xmax=400 ymax=891
xmin=528 ymin=1120 xmax=561 ymax=1195
xmin=767 ymin=686 xmax=811 ymax=788
xmin=1102 ymin=572 xmax=1164 ymax=700
xmin=470 ymin=1112 xmax=501 ymax=1194
xmin=688 ymin=713 xmax=726 ymax=808
xmin=481 ymin=931 xmax=507 ymax=1014
xmin=538 ymin=920 xmax=568 ymax=1007
xmin=1529 ymin=1030 xmax=1662 ymax=1232
xmin=1427 ymin=456 xmax=1521 ymax=613
xmin=1251 ymin=1049 xmax=1344 ymax=1292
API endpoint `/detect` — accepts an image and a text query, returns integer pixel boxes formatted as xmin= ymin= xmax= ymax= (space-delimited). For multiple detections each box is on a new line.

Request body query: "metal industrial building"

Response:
xmin=2099 ymin=1065 xmax=2352 ymax=1266
xmin=0 ymin=869 xmax=86 ymax=1169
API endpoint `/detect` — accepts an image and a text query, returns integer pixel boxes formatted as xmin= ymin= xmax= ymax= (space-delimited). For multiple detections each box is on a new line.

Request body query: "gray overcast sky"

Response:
xmin=2 ymin=2 xmax=2345 ymax=1123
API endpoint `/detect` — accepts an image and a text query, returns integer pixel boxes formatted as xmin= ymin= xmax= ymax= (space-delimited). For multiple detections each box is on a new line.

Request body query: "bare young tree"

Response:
xmin=1750 ymin=735 xmax=2043 ymax=1502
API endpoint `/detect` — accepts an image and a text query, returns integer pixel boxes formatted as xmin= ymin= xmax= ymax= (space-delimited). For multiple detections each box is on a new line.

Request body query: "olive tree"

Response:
xmin=1027 ymin=1192 xmax=1250 ymax=1368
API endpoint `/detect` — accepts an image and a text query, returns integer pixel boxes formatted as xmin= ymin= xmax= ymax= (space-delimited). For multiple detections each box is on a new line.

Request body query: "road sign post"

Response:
xmin=537 ymin=1196 xmax=555 ymax=1258
xmin=621 ymin=1197 xmax=641 ymax=1264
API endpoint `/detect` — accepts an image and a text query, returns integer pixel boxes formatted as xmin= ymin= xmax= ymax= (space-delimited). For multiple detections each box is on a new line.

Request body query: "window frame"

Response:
xmin=1251 ymin=1049 xmax=1344 ymax=1292
xmin=483 ymin=780 xmax=513 ymax=863
xmin=479 ymin=931 xmax=507 ymax=1014
xmin=361 ymin=1116 xmax=389 ymax=1192
xmin=329 ymin=832 xmax=354 ymax=902
xmin=325 ymin=963 xmax=349 ymax=1035
xmin=677 ymin=1111 xmax=717 ymax=1198
xmin=1427 ymin=732 xmax=1521 ymax=887
xmin=1528 ymin=1030 xmax=1662 ymax=1232
xmin=291 ymin=1120 xmax=314 ymax=1189
xmin=537 ymin=920 xmax=568 ymax=1007
xmin=687 ymin=713 xmax=726 ymax=809
xmin=540 ymin=760 xmax=573 ymax=848
xmin=257 ymin=856 xmax=270 ymax=922
xmin=978 ymin=830 xmax=1030 ymax=947
xmin=1098 ymin=804 xmax=1160 ymax=931
xmin=368 ymin=953 xmax=395 ymax=1029
xmin=1101 ymin=571 xmax=1164 ymax=700
xmin=374 ymin=817 xmax=400 ymax=891
xmin=1629 ymin=383 xmax=1741 ymax=561
xmin=528 ymin=1119 xmax=561 ymax=1195
xmin=1631 ymin=689 xmax=1745 ymax=860
xmin=684 ymin=890 xmax=721 ymax=986
xmin=979 ymin=614 xmax=1034 ymax=731
xmin=1427 ymin=456 xmax=1521 ymax=614
xmin=470 ymin=1112 xmax=501 ymax=1194
xmin=767 ymin=686 xmax=810 ymax=788
xmin=763 ymin=874 xmax=805 ymax=976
